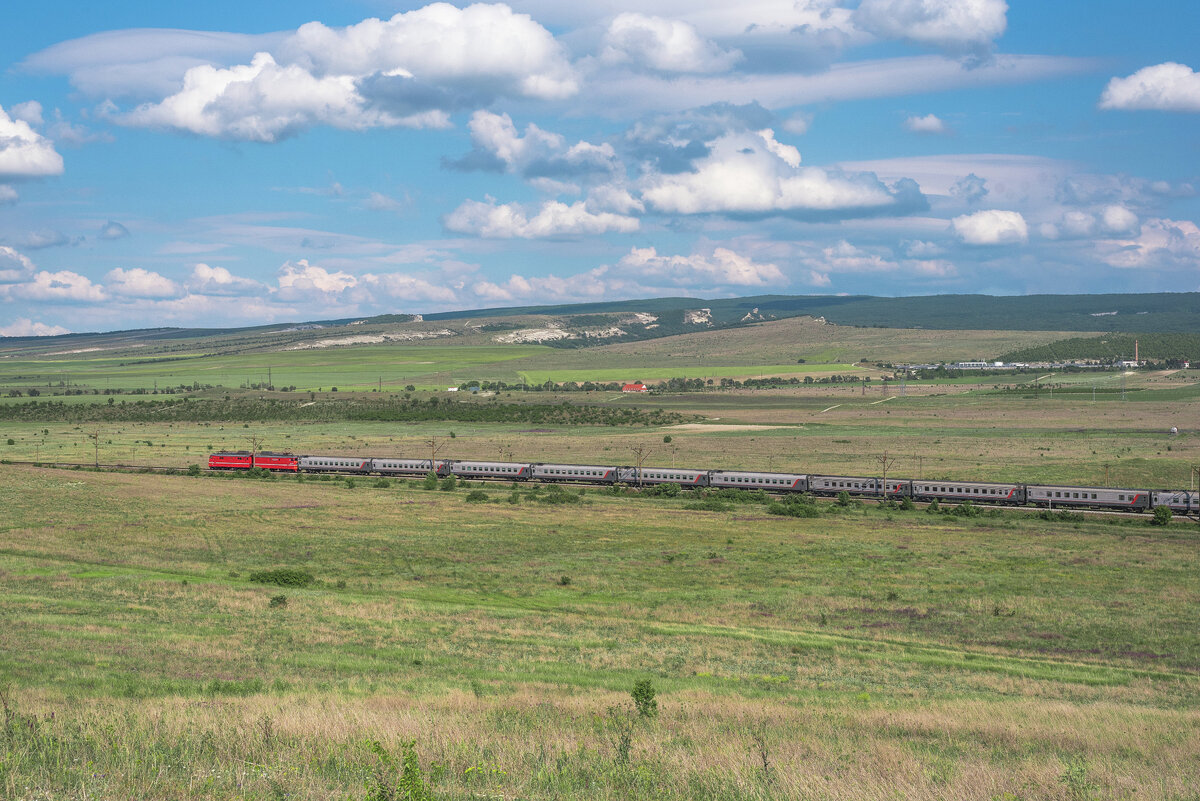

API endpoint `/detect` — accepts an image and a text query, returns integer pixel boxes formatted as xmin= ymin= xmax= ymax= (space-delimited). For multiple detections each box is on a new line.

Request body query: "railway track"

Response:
xmin=8 ymin=460 xmax=1195 ymax=522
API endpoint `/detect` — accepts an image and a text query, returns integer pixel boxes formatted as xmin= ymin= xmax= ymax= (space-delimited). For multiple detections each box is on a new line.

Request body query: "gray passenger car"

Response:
xmin=809 ymin=475 xmax=904 ymax=497
xmin=1026 ymin=484 xmax=1150 ymax=510
xmin=299 ymin=455 xmax=371 ymax=473
xmin=911 ymin=480 xmax=1024 ymax=505
xmin=371 ymin=458 xmax=449 ymax=477
xmin=449 ymin=460 xmax=532 ymax=480
xmin=709 ymin=471 xmax=807 ymax=492
xmin=532 ymin=464 xmax=619 ymax=483
xmin=616 ymin=466 xmax=708 ymax=486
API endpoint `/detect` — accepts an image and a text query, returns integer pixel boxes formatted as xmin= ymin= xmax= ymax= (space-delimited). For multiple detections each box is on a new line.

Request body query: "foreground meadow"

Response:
xmin=2 ymin=465 xmax=1198 ymax=800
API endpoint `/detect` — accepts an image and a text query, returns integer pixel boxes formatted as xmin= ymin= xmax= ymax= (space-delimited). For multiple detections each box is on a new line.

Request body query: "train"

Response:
xmin=207 ymin=450 xmax=1199 ymax=515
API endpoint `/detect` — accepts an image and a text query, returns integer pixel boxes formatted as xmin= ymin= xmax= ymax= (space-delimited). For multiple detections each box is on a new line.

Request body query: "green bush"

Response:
xmin=685 ymin=498 xmax=732 ymax=512
xmin=422 ymin=472 xmax=438 ymax=490
xmin=1151 ymin=505 xmax=1173 ymax=526
xmin=268 ymin=595 xmax=288 ymax=608
xmin=373 ymin=478 xmax=391 ymax=489
xmin=950 ymin=500 xmax=980 ymax=517
xmin=767 ymin=501 xmax=820 ymax=518
xmin=187 ymin=464 xmax=201 ymax=476
xmin=465 ymin=489 xmax=489 ymax=503
xmin=926 ymin=498 xmax=940 ymax=513
xmin=836 ymin=490 xmax=852 ymax=507
xmin=439 ymin=474 xmax=457 ymax=492
xmin=899 ymin=496 xmax=915 ymax=510
xmin=248 ymin=568 xmax=315 ymax=588
xmin=632 ymin=678 xmax=658 ymax=718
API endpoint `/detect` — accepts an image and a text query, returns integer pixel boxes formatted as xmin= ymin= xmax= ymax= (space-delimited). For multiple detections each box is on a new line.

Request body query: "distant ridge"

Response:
xmin=3 ymin=292 xmax=1198 ymax=344
xmin=424 ymin=292 xmax=1200 ymax=334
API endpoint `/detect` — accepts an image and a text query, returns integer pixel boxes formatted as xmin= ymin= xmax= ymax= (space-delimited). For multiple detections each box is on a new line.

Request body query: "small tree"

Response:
xmin=1151 ymin=505 xmax=1172 ymax=526
xmin=440 ymin=474 xmax=457 ymax=492
xmin=422 ymin=471 xmax=438 ymax=491
xmin=632 ymin=678 xmax=658 ymax=718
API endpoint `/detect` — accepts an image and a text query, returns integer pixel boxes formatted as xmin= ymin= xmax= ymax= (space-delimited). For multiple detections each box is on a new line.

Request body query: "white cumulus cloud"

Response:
xmin=612 ymin=246 xmax=784 ymax=286
xmin=641 ymin=129 xmax=919 ymax=217
xmin=854 ymin=0 xmax=1008 ymax=58
xmin=8 ymin=270 xmax=106 ymax=302
xmin=0 ymin=316 xmax=69 ymax=335
xmin=104 ymin=267 xmax=181 ymax=298
xmin=904 ymin=113 xmax=949 ymax=134
xmin=1099 ymin=218 xmax=1200 ymax=269
xmin=121 ymin=52 xmax=433 ymax=142
xmin=0 ymin=318 xmax=71 ymax=337
xmin=952 ymin=209 xmax=1028 ymax=245
xmin=0 ymin=105 xmax=65 ymax=179
xmin=276 ymin=259 xmax=358 ymax=297
xmin=443 ymin=198 xmax=639 ymax=238
xmin=0 ymin=246 xmax=36 ymax=284
xmin=1100 ymin=62 xmax=1200 ymax=112
xmin=282 ymin=3 xmax=577 ymax=100
xmin=601 ymin=13 xmax=742 ymax=74
xmin=1100 ymin=205 xmax=1139 ymax=235
xmin=454 ymin=111 xmax=618 ymax=178
xmin=186 ymin=263 xmax=265 ymax=296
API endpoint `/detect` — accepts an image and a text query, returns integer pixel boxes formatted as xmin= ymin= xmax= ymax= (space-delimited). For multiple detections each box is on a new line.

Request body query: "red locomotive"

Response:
xmin=208 ymin=451 xmax=299 ymax=471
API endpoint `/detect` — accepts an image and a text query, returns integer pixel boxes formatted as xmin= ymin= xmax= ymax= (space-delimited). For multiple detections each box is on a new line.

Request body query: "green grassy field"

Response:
xmin=0 ymin=316 xmax=1092 ymax=395
xmin=3 ymin=314 xmax=1199 ymax=799
xmin=2 ymin=465 xmax=1198 ymax=800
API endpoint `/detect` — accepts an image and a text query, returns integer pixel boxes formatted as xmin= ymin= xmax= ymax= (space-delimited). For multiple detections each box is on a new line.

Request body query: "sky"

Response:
xmin=1 ymin=0 xmax=1198 ymax=336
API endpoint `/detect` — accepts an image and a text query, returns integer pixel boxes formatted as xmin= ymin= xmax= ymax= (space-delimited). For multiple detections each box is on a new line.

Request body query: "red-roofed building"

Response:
xmin=622 ymin=383 xmax=649 ymax=393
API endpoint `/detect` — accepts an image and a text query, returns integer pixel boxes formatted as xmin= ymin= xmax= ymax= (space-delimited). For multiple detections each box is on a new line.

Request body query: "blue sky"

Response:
xmin=1 ymin=0 xmax=1198 ymax=335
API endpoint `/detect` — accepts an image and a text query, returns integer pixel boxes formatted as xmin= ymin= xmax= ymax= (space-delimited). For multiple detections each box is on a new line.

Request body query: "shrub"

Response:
xmin=344 ymin=478 xmax=356 ymax=489
xmin=187 ymin=463 xmax=201 ymax=476
xmin=439 ymin=474 xmax=457 ymax=492
xmin=663 ymin=435 xmax=672 ymax=444
xmin=767 ymin=501 xmax=820 ymax=518
xmin=836 ymin=490 xmax=852 ymax=507
xmin=1151 ymin=505 xmax=1173 ymax=526
xmin=926 ymin=499 xmax=940 ymax=513
xmin=373 ymin=478 xmax=391 ymax=489
xmin=6 ymin=438 xmax=14 ymax=446
xmin=465 ymin=489 xmax=489 ymax=503
xmin=535 ymin=485 xmax=582 ymax=504
xmin=702 ymin=488 xmax=770 ymax=505
xmin=951 ymin=500 xmax=980 ymax=517
xmin=686 ymin=498 xmax=732 ymax=512
xmin=899 ymin=496 xmax=915 ymax=510
xmin=366 ymin=740 xmax=435 ymax=801
xmin=557 ymin=575 xmax=572 ymax=586
xmin=642 ymin=482 xmax=681 ymax=497
xmin=248 ymin=568 xmax=315 ymax=588
xmin=632 ymin=678 xmax=658 ymax=718
xmin=268 ymin=594 xmax=288 ymax=608
xmin=422 ymin=472 xmax=438 ymax=490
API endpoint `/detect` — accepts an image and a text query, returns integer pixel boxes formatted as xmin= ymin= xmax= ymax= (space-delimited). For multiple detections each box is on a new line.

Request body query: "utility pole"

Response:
xmin=248 ymin=434 xmax=264 ymax=469
xmin=426 ymin=437 xmax=446 ymax=475
xmin=875 ymin=450 xmax=896 ymax=500
xmin=88 ymin=428 xmax=101 ymax=469
xmin=630 ymin=445 xmax=653 ymax=488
